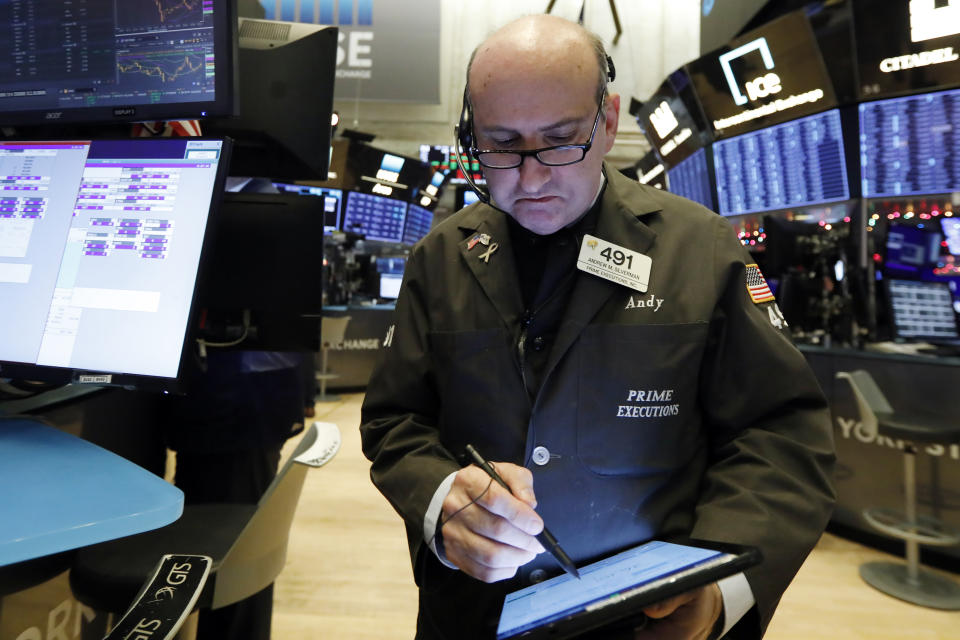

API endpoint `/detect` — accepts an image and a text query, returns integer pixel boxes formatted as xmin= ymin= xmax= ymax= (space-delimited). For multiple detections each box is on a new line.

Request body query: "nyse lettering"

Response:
xmin=125 ymin=618 xmax=162 ymax=640
xmin=337 ymin=31 xmax=374 ymax=79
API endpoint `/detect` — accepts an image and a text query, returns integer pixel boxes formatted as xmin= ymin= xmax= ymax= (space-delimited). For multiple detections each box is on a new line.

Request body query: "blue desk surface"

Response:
xmin=0 ymin=418 xmax=183 ymax=567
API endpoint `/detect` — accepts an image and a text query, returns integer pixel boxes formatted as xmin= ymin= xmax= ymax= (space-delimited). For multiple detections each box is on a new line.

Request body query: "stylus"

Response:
xmin=465 ymin=444 xmax=581 ymax=580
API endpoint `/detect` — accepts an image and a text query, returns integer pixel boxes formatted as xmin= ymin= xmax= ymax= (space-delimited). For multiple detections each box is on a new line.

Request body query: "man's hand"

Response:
xmin=634 ymin=583 xmax=723 ymax=640
xmin=439 ymin=462 xmax=545 ymax=582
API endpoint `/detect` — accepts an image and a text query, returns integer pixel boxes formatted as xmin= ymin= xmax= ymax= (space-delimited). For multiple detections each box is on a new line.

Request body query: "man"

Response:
xmin=361 ymin=15 xmax=835 ymax=640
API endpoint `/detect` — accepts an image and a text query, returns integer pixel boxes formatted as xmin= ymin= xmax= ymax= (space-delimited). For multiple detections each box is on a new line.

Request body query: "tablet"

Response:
xmin=496 ymin=539 xmax=761 ymax=640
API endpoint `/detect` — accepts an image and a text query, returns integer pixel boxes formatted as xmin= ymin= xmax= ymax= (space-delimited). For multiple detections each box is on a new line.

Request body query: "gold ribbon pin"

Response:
xmin=478 ymin=242 xmax=499 ymax=263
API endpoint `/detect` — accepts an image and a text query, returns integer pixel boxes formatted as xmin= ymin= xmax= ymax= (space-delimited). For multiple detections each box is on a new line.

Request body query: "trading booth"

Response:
xmin=633 ymin=3 xmax=960 ymax=568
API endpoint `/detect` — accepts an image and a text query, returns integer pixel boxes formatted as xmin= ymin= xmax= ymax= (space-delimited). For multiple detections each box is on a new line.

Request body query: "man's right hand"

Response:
xmin=439 ymin=462 xmax=546 ymax=582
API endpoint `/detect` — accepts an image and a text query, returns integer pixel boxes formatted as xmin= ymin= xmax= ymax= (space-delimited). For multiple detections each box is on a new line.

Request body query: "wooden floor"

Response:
xmin=273 ymin=393 xmax=960 ymax=639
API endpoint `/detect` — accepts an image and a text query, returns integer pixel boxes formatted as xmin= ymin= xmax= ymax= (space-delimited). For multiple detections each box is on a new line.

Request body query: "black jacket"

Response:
xmin=361 ymin=165 xmax=836 ymax=639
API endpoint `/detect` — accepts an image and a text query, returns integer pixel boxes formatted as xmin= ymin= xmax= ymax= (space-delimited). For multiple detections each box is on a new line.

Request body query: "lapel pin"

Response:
xmin=479 ymin=242 xmax=499 ymax=264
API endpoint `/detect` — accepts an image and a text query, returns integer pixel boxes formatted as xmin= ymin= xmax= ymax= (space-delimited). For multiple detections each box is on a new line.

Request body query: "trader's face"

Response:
xmin=469 ymin=49 xmax=620 ymax=235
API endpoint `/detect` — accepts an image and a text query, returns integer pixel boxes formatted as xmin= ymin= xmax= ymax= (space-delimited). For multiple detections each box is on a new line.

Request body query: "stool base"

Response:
xmin=860 ymin=561 xmax=960 ymax=610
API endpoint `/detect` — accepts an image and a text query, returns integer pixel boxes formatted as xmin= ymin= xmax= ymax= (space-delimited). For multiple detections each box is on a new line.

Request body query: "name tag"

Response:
xmin=577 ymin=234 xmax=652 ymax=293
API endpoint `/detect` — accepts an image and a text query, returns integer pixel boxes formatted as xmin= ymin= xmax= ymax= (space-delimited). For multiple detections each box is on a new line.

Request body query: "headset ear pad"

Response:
xmin=457 ymin=93 xmax=474 ymax=151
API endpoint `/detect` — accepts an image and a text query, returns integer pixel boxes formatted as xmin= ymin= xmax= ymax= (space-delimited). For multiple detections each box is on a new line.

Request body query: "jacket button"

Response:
xmin=529 ymin=569 xmax=548 ymax=583
xmin=532 ymin=446 xmax=550 ymax=466
xmin=532 ymin=336 xmax=545 ymax=351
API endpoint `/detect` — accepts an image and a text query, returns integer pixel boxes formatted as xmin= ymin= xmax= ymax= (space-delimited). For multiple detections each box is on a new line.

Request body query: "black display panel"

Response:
xmin=0 ymin=0 xmax=235 ymax=126
xmin=272 ymin=182 xmax=342 ymax=233
xmin=636 ymin=73 xmax=705 ymax=169
xmin=687 ymin=10 xmax=838 ymax=139
xmin=853 ymin=0 xmax=960 ymax=100
xmin=859 ymin=87 xmax=960 ymax=198
xmin=0 ymin=137 xmax=230 ymax=390
xmin=713 ymin=108 xmax=850 ymax=216
xmin=666 ymin=147 xmax=715 ymax=210
xmin=342 ymin=190 xmax=406 ymax=243
xmin=203 ymin=19 xmax=335 ymax=181
xmin=403 ymin=203 xmax=433 ymax=245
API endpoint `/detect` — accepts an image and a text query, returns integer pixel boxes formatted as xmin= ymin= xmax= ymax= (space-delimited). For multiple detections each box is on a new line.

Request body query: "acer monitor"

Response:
xmin=0 ymin=0 xmax=236 ymax=127
xmin=0 ymin=137 xmax=231 ymax=391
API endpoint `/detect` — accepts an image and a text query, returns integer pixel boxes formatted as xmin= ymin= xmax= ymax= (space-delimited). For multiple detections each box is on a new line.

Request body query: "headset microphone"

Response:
xmin=453 ymin=54 xmax=616 ymax=209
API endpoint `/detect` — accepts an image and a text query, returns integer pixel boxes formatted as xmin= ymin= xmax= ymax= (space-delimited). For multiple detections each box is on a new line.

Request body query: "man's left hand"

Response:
xmin=634 ymin=583 xmax=723 ymax=640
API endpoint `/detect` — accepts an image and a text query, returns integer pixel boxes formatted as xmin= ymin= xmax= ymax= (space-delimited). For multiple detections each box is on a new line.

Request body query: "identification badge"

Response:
xmin=577 ymin=234 xmax=652 ymax=293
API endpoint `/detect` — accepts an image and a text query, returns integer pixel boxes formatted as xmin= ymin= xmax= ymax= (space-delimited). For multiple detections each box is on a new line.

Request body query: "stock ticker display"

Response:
xmin=342 ymin=191 xmax=406 ymax=243
xmin=859 ymin=88 xmax=960 ymax=198
xmin=0 ymin=0 xmax=218 ymax=112
xmin=713 ymin=108 xmax=850 ymax=216
xmin=666 ymin=148 xmax=714 ymax=210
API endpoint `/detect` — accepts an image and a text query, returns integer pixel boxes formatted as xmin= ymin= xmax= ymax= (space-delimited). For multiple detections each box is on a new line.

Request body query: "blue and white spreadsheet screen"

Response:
xmin=342 ymin=191 xmax=407 ymax=243
xmin=0 ymin=139 xmax=224 ymax=377
xmin=667 ymin=148 xmax=714 ymax=211
xmin=859 ymin=88 xmax=960 ymax=198
xmin=403 ymin=203 xmax=433 ymax=245
xmin=713 ymin=109 xmax=850 ymax=216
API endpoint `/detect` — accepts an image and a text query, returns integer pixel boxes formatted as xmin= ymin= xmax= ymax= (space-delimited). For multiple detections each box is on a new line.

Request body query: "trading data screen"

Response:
xmin=403 ymin=203 xmax=433 ymax=245
xmin=418 ymin=145 xmax=485 ymax=185
xmin=859 ymin=88 xmax=960 ymax=197
xmin=342 ymin=191 xmax=407 ymax=243
xmin=943 ymin=218 xmax=960 ymax=256
xmin=887 ymin=279 xmax=959 ymax=340
xmin=0 ymin=138 xmax=226 ymax=379
xmin=667 ymin=148 xmax=714 ymax=210
xmin=0 ymin=0 xmax=221 ymax=117
xmin=713 ymin=108 xmax=849 ymax=216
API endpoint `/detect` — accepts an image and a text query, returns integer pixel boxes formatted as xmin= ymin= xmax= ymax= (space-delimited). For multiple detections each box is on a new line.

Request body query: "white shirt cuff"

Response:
xmin=423 ymin=471 xmax=459 ymax=570
xmin=716 ymin=572 xmax=755 ymax=637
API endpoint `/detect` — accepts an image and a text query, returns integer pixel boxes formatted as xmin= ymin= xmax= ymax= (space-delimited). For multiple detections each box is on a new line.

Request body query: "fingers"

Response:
xmin=439 ymin=464 xmax=546 ymax=582
xmin=635 ymin=584 xmax=723 ymax=640
xmin=642 ymin=588 xmax=697 ymax=619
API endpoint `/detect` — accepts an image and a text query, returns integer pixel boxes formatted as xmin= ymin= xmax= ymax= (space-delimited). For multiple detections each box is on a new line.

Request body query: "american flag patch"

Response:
xmin=745 ymin=264 xmax=775 ymax=304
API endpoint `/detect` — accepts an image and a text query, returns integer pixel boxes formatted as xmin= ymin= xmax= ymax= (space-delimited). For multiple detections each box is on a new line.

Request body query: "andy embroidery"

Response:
xmin=624 ymin=293 xmax=664 ymax=312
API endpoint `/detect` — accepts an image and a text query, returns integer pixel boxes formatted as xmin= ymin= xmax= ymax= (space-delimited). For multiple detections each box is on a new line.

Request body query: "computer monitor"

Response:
xmin=272 ymin=182 xmax=342 ymax=233
xmin=403 ymin=203 xmax=434 ymax=245
xmin=202 ymin=18 xmax=337 ymax=180
xmin=713 ymin=109 xmax=850 ymax=216
xmin=379 ymin=274 xmax=403 ymax=300
xmin=455 ymin=185 xmax=481 ymax=210
xmin=0 ymin=137 xmax=231 ymax=390
xmin=943 ymin=218 xmax=960 ymax=256
xmin=666 ymin=147 xmax=715 ymax=211
xmin=418 ymin=144 xmax=485 ymax=185
xmin=884 ymin=224 xmax=943 ymax=275
xmin=0 ymin=0 xmax=236 ymax=127
xmin=341 ymin=190 xmax=407 ymax=243
xmin=859 ymin=87 xmax=960 ymax=198
xmin=196 ymin=192 xmax=323 ymax=351
xmin=886 ymin=279 xmax=960 ymax=341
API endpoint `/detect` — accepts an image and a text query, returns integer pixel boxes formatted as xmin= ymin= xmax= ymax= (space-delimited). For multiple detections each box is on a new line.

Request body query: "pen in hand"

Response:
xmin=465 ymin=444 xmax=581 ymax=579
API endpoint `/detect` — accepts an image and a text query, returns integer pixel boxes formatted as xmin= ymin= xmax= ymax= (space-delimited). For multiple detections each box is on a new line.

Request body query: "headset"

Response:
xmin=453 ymin=54 xmax=616 ymax=207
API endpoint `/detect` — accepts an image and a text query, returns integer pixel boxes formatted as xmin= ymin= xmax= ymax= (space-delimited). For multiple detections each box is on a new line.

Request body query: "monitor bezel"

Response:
xmin=0 ymin=136 xmax=233 ymax=393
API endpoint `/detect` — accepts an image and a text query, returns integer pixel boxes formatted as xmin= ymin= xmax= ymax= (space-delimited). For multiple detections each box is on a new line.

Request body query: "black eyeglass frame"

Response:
xmin=470 ymin=97 xmax=606 ymax=170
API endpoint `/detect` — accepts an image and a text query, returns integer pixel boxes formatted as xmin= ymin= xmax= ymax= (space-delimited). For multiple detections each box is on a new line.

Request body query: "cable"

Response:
xmin=195 ymin=309 xmax=252 ymax=358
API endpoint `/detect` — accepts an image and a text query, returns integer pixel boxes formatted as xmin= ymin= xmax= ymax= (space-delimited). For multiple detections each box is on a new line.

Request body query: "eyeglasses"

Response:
xmin=472 ymin=99 xmax=605 ymax=170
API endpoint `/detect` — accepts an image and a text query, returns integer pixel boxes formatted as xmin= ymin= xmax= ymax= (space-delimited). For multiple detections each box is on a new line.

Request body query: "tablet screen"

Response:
xmin=497 ymin=541 xmax=734 ymax=639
